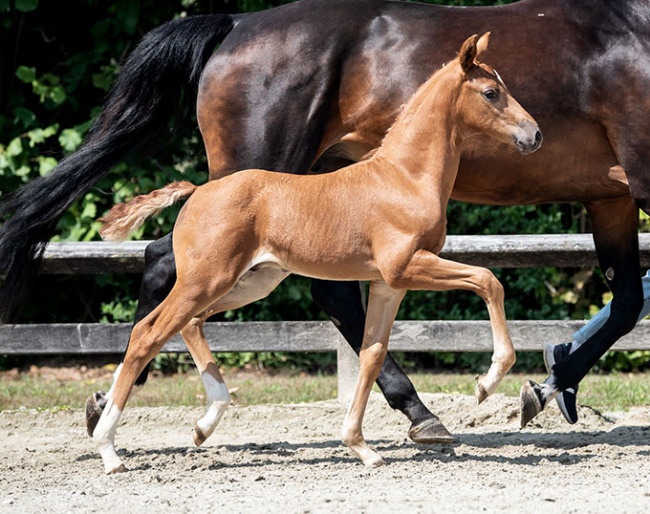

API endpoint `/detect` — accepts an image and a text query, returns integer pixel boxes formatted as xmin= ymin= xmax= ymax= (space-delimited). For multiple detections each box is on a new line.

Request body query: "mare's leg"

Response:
xmin=383 ymin=250 xmax=515 ymax=402
xmin=520 ymin=196 xmax=642 ymax=426
xmin=311 ymin=279 xmax=453 ymax=443
xmin=131 ymin=235 xmax=177 ymax=386
xmin=341 ymin=282 xmax=406 ymax=467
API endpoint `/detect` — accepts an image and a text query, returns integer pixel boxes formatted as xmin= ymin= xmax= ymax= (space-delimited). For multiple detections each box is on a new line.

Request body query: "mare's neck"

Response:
xmin=372 ymin=67 xmax=464 ymax=199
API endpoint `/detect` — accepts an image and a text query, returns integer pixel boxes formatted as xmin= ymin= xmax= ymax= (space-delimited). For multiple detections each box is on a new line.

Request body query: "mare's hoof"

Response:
xmin=519 ymin=380 xmax=545 ymax=429
xmin=408 ymin=417 xmax=455 ymax=444
xmin=85 ymin=391 xmax=107 ymax=437
xmin=192 ymin=427 xmax=207 ymax=447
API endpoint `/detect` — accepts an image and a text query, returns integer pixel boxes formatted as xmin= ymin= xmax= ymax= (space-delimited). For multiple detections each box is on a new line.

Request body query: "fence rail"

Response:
xmin=6 ymin=234 xmax=650 ymax=399
xmin=38 ymin=234 xmax=650 ymax=274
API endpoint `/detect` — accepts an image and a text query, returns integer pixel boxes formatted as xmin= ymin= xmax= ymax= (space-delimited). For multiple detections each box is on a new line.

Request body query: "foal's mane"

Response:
xmin=366 ymin=57 xmax=462 ymax=159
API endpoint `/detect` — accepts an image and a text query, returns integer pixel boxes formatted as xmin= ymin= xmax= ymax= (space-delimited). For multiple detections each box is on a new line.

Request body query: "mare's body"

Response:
xmin=0 ymin=0 xmax=646 ymax=436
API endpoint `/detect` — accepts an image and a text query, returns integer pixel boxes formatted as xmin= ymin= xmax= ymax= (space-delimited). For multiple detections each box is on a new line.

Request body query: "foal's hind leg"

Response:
xmin=181 ymin=266 xmax=289 ymax=446
xmin=341 ymin=282 xmax=406 ymax=467
xmin=180 ymin=318 xmax=231 ymax=447
xmin=86 ymin=235 xmax=176 ymax=438
xmin=385 ymin=250 xmax=515 ymax=403
xmin=91 ymin=276 xmax=236 ymax=474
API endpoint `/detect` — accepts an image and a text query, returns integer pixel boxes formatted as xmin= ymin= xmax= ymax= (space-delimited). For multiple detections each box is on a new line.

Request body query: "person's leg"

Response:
xmin=573 ymin=269 xmax=650 ymax=346
xmin=544 ymin=270 xmax=650 ymax=424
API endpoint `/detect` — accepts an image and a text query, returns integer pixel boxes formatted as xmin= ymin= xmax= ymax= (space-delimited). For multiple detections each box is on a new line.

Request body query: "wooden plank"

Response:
xmin=0 ymin=321 xmax=339 ymax=355
xmin=39 ymin=241 xmax=146 ymax=274
xmin=387 ymin=320 xmax=650 ymax=352
xmin=38 ymin=233 xmax=650 ymax=274
xmin=3 ymin=319 xmax=650 ymax=355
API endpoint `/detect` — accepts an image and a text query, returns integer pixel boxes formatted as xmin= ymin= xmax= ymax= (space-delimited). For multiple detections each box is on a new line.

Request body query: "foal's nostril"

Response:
xmin=515 ymin=127 xmax=542 ymax=153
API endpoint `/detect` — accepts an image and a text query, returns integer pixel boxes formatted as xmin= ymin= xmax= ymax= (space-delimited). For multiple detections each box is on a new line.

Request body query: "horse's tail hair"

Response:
xmin=100 ymin=181 xmax=197 ymax=242
xmin=0 ymin=13 xmax=236 ymax=322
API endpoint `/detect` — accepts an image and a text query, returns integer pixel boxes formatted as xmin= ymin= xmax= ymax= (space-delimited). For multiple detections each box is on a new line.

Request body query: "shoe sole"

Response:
xmin=542 ymin=343 xmax=556 ymax=375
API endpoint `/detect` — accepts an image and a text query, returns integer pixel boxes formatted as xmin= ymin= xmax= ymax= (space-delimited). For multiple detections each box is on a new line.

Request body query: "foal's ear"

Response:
xmin=475 ymin=32 xmax=491 ymax=63
xmin=459 ymin=34 xmax=479 ymax=73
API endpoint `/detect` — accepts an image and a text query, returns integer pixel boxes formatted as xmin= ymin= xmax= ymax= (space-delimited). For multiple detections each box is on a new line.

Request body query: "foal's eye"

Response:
xmin=483 ymin=89 xmax=499 ymax=101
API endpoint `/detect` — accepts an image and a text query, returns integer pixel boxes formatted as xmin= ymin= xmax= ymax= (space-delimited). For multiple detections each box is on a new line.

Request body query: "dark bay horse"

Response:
xmin=93 ymin=33 xmax=540 ymax=472
xmin=0 ymin=0 xmax=646 ymax=436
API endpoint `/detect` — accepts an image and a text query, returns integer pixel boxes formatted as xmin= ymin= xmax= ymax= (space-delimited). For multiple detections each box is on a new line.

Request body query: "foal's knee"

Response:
xmin=360 ymin=342 xmax=388 ymax=378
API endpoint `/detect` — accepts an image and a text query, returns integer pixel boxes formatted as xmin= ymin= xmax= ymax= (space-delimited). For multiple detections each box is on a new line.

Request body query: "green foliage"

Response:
xmin=1 ymin=0 xmax=645 ymax=373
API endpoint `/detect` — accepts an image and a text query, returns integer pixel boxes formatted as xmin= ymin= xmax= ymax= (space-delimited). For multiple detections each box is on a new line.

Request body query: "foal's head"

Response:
xmin=454 ymin=33 xmax=542 ymax=154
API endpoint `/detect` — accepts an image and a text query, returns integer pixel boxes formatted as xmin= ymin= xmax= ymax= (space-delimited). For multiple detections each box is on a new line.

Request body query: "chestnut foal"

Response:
xmin=94 ymin=33 xmax=541 ymax=473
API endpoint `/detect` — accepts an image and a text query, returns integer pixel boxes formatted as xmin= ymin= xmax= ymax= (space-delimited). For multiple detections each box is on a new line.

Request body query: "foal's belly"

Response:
xmin=452 ymin=120 xmax=628 ymax=206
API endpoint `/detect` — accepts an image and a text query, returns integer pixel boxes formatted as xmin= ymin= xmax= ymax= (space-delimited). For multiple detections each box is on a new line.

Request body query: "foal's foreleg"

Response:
xmin=341 ymin=282 xmax=406 ymax=467
xmin=387 ymin=250 xmax=515 ymax=403
xmin=311 ymin=279 xmax=453 ymax=444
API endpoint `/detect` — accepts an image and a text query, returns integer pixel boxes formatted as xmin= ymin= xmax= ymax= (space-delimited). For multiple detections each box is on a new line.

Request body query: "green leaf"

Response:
xmin=13 ymin=107 xmax=36 ymax=127
xmin=40 ymin=72 xmax=60 ymax=86
xmin=38 ymin=156 xmax=58 ymax=176
xmin=15 ymin=0 xmax=39 ymax=12
xmin=59 ymin=129 xmax=83 ymax=152
xmin=6 ymin=138 xmax=23 ymax=157
xmin=92 ymin=70 xmax=115 ymax=92
xmin=0 ymin=151 xmax=9 ymax=172
xmin=15 ymin=66 xmax=36 ymax=84
xmin=26 ymin=125 xmax=57 ymax=147
xmin=49 ymin=85 xmax=66 ymax=105
xmin=81 ymin=202 xmax=97 ymax=219
xmin=14 ymin=165 xmax=31 ymax=177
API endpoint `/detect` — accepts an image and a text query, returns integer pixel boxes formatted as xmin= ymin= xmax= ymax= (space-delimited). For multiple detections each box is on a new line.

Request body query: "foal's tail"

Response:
xmin=0 ymin=14 xmax=236 ymax=322
xmin=100 ymin=181 xmax=197 ymax=242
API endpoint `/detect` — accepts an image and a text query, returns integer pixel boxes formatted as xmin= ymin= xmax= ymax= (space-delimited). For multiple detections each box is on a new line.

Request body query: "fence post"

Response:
xmin=337 ymin=333 xmax=360 ymax=403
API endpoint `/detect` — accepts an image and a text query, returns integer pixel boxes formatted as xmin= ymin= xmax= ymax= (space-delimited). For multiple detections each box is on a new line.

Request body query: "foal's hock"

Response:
xmin=93 ymin=33 xmax=540 ymax=473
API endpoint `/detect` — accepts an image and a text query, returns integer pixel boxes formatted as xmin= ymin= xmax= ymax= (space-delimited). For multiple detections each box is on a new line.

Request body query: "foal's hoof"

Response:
xmin=106 ymin=463 xmax=129 ymax=475
xmin=475 ymin=380 xmax=489 ymax=404
xmin=364 ymin=455 xmax=386 ymax=468
xmin=519 ymin=380 xmax=545 ymax=429
xmin=85 ymin=391 xmax=107 ymax=437
xmin=408 ymin=417 xmax=455 ymax=444
xmin=192 ymin=426 xmax=207 ymax=447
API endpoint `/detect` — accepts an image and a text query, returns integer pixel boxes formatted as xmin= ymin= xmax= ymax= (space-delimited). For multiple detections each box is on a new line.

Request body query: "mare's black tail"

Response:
xmin=0 ymin=14 xmax=236 ymax=323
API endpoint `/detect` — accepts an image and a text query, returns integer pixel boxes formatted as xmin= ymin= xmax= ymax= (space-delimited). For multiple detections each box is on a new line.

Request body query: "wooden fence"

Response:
xmin=4 ymin=234 xmax=650 ymax=399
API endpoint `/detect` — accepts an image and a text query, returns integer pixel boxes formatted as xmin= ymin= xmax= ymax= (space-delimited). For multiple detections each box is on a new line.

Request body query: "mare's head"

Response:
xmin=454 ymin=33 xmax=542 ymax=154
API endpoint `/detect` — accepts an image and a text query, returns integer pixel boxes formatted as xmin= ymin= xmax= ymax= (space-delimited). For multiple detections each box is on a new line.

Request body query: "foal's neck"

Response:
xmin=372 ymin=66 xmax=464 ymax=195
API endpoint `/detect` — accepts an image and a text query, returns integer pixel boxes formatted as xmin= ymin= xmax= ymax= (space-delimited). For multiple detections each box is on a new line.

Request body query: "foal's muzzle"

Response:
xmin=514 ymin=122 xmax=543 ymax=154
